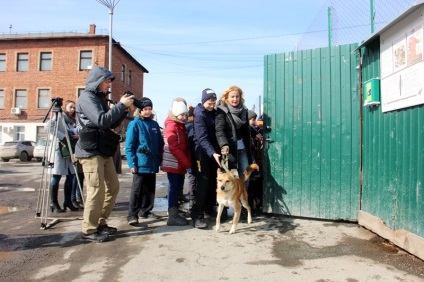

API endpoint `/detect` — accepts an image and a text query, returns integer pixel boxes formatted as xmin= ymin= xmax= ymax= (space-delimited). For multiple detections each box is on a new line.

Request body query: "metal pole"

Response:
xmin=108 ymin=8 xmax=113 ymax=99
xmin=328 ymin=6 xmax=332 ymax=47
xmin=96 ymin=0 xmax=121 ymax=100
xmin=370 ymin=0 xmax=375 ymax=33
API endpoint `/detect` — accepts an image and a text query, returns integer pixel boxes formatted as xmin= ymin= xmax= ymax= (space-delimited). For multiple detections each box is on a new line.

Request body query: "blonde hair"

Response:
xmin=220 ymin=85 xmax=244 ymax=105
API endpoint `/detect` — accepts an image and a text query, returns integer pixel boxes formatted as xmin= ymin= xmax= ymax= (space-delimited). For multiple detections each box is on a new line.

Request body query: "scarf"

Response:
xmin=226 ymin=102 xmax=244 ymax=130
xmin=63 ymin=111 xmax=76 ymax=128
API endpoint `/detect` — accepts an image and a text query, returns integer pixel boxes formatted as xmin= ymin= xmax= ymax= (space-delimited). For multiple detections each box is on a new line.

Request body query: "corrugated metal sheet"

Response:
xmin=263 ymin=44 xmax=361 ymax=220
xmin=361 ymin=39 xmax=424 ymax=237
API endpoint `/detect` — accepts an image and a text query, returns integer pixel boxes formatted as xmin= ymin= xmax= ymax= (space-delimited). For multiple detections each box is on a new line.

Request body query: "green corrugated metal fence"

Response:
xmin=263 ymin=44 xmax=361 ymax=220
xmin=361 ymin=39 xmax=424 ymax=237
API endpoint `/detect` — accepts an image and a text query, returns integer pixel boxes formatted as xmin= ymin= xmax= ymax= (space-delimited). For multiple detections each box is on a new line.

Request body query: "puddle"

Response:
xmin=0 ymin=187 xmax=35 ymax=192
xmin=0 ymin=206 xmax=27 ymax=215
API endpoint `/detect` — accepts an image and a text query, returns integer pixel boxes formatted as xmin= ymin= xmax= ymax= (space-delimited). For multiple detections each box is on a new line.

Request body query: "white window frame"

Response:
xmin=39 ymin=52 xmax=52 ymax=71
xmin=0 ymin=89 xmax=4 ymax=109
xmin=79 ymin=50 xmax=92 ymax=70
xmin=15 ymin=89 xmax=27 ymax=109
xmin=37 ymin=89 xmax=50 ymax=109
xmin=17 ymin=53 xmax=29 ymax=72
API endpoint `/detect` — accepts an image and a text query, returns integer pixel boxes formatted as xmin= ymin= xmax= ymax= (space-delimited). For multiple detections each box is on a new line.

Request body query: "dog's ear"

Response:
xmin=217 ymin=168 xmax=222 ymax=175
xmin=230 ymin=169 xmax=239 ymax=179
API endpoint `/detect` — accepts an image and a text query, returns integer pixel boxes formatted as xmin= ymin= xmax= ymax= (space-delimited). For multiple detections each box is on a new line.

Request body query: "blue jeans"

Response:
xmin=51 ymin=174 xmax=74 ymax=188
xmin=71 ymin=172 xmax=84 ymax=201
xmin=237 ymin=148 xmax=250 ymax=188
xmin=167 ymin=173 xmax=185 ymax=209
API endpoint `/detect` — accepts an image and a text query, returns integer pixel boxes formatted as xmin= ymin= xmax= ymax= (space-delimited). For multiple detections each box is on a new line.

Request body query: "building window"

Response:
xmin=121 ymin=64 xmax=125 ymax=82
xmin=40 ymin=52 xmax=52 ymax=71
xmin=78 ymin=88 xmax=85 ymax=97
xmin=38 ymin=89 xmax=50 ymax=109
xmin=36 ymin=126 xmax=47 ymax=142
xmin=0 ymin=53 xmax=5 ymax=71
xmin=15 ymin=89 xmax=27 ymax=109
xmin=17 ymin=53 xmax=29 ymax=71
xmin=0 ymin=89 xmax=4 ymax=109
xmin=128 ymin=70 xmax=132 ymax=86
xmin=15 ymin=126 xmax=25 ymax=141
xmin=79 ymin=50 xmax=92 ymax=70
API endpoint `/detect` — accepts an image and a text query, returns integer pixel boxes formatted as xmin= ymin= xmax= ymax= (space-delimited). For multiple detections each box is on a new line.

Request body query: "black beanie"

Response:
xmin=201 ymin=88 xmax=217 ymax=104
xmin=248 ymin=110 xmax=257 ymax=120
xmin=139 ymin=97 xmax=153 ymax=110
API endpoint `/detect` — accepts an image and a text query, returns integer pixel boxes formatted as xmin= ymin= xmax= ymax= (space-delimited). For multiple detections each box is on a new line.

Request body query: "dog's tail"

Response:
xmin=240 ymin=163 xmax=260 ymax=182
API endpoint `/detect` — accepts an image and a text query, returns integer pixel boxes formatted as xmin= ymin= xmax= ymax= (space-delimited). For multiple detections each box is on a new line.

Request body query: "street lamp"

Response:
xmin=96 ymin=0 xmax=121 ymax=99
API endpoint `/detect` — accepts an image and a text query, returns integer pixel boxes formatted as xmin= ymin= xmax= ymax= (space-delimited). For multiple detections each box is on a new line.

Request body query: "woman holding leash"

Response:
xmin=215 ymin=85 xmax=253 ymax=182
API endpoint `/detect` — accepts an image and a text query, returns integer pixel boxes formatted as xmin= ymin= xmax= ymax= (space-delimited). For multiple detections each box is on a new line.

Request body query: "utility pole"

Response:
xmin=328 ymin=6 xmax=332 ymax=47
xmin=96 ymin=0 xmax=121 ymax=99
xmin=370 ymin=0 xmax=375 ymax=33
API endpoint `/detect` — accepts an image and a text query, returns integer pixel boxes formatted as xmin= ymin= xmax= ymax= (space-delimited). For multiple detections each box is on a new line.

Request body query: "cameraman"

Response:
xmin=75 ymin=66 xmax=133 ymax=243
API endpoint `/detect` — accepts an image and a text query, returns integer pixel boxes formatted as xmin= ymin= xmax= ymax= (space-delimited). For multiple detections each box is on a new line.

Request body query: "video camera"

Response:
xmin=51 ymin=97 xmax=63 ymax=112
xmin=124 ymin=91 xmax=144 ymax=109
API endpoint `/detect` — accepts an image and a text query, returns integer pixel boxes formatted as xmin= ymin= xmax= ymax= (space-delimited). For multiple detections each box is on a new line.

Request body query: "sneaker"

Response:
xmin=81 ymin=231 xmax=109 ymax=242
xmin=141 ymin=212 xmax=160 ymax=219
xmin=97 ymin=224 xmax=118 ymax=235
xmin=128 ymin=218 xmax=139 ymax=226
xmin=193 ymin=218 xmax=208 ymax=229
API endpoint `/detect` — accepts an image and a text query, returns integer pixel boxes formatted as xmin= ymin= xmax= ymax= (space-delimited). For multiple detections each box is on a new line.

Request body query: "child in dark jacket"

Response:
xmin=162 ymin=97 xmax=191 ymax=226
xmin=125 ymin=97 xmax=164 ymax=226
xmin=191 ymin=88 xmax=222 ymax=229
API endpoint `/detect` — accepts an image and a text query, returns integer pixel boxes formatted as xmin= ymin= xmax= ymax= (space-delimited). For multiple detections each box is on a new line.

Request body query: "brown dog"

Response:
xmin=216 ymin=163 xmax=259 ymax=234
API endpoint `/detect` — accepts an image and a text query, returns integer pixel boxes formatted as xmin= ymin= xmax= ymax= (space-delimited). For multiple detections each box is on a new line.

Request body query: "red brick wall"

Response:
xmin=0 ymin=36 xmax=146 ymax=123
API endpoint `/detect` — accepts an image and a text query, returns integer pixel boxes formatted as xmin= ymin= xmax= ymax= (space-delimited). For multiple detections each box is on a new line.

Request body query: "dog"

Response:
xmin=216 ymin=163 xmax=259 ymax=234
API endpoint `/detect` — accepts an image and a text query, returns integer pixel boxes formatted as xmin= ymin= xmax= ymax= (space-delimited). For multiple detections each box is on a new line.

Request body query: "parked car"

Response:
xmin=33 ymin=138 xmax=48 ymax=162
xmin=0 ymin=140 xmax=36 ymax=162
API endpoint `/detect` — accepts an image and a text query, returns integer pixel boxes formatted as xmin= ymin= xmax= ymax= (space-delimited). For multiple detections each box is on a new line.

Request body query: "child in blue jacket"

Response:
xmin=125 ymin=97 xmax=164 ymax=225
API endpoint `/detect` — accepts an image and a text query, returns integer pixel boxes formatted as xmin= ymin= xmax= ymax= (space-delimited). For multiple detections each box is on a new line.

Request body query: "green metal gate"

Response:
xmin=262 ymin=44 xmax=361 ymax=220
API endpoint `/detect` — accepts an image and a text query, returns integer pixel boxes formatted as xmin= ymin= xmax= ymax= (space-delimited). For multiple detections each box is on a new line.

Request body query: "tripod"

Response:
xmin=35 ymin=98 xmax=84 ymax=229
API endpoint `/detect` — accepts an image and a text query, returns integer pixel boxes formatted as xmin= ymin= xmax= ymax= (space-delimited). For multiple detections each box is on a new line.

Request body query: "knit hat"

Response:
xmin=188 ymin=105 xmax=194 ymax=117
xmin=201 ymin=88 xmax=217 ymax=104
xmin=139 ymin=97 xmax=153 ymax=110
xmin=171 ymin=97 xmax=188 ymax=117
xmin=248 ymin=110 xmax=257 ymax=120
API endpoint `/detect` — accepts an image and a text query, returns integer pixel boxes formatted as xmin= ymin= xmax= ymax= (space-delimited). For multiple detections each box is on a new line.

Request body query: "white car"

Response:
xmin=0 ymin=140 xmax=36 ymax=162
xmin=33 ymin=138 xmax=48 ymax=162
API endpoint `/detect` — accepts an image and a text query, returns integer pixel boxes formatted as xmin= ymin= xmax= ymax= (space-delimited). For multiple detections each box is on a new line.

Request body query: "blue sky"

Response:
xmin=1 ymin=0 xmax=326 ymax=125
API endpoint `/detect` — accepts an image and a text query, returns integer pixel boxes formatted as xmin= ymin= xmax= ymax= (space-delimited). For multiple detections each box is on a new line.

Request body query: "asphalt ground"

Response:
xmin=0 ymin=159 xmax=423 ymax=281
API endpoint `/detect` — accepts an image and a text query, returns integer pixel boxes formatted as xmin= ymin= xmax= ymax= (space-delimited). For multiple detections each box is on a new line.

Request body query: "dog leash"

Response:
xmin=220 ymin=155 xmax=231 ymax=173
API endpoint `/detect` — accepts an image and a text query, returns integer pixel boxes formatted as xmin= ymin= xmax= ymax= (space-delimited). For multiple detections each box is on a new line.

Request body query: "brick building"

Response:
xmin=0 ymin=24 xmax=148 ymax=143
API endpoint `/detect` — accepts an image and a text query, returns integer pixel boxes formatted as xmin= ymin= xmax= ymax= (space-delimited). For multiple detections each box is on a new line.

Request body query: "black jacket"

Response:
xmin=193 ymin=103 xmax=220 ymax=161
xmin=215 ymin=102 xmax=253 ymax=170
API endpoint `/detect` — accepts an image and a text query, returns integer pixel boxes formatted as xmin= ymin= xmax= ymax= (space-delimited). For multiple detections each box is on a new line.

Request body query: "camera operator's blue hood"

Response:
xmin=85 ymin=66 xmax=115 ymax=92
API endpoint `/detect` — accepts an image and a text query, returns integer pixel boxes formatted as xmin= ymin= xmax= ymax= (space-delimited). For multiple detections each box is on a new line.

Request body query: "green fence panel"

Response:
xmin=263 ymin=44 xmax=360 ymax=220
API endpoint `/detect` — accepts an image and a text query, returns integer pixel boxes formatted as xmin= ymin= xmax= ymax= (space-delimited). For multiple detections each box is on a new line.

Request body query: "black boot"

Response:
xmin=72 ymin=199 xmax=84 ymax=210
xmin=50 ymin=184 xmax=64 ymax=213
xmin=167 ymin=207 xmax=189 ymax=226
xmin=63 ymin=181 xmax=78 ymax=211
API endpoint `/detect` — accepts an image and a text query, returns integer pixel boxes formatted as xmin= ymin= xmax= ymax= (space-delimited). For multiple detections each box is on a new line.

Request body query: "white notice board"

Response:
xmin=380 ymin=8 xmax=424 ymax=112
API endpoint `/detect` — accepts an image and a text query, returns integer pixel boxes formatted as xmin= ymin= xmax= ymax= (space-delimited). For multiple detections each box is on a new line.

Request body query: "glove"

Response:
xmin=221 ymin=145 xmax=229 ymax=155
